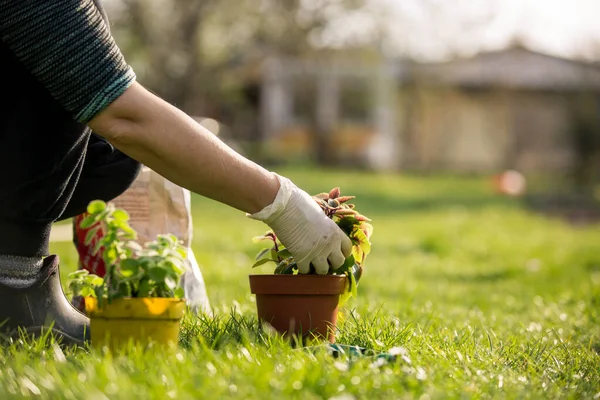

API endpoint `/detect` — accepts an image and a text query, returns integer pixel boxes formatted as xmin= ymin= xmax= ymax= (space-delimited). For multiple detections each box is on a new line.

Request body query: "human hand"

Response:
xmin=248 ymin=174 xmax=352 ymax=274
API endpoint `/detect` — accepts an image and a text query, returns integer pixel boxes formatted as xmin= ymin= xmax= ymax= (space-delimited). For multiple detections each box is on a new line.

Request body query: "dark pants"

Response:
xmin=0 ymin=121 xmax=140 ymax=259
xmin=0 ymin=40 xmax=140 ymax=257
xmin=58 ymin=134 xmax=141 ymax=221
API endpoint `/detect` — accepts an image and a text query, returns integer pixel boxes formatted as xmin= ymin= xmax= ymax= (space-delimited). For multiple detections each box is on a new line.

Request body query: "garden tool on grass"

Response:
xmin=304 ymin=343 xmax=400 ymax=365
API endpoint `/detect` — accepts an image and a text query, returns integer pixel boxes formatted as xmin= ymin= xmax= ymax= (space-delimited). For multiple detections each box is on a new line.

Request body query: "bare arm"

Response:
xmin=0 ymin=0 xmax=277 ymax=214
xmin=1 ymin=0 xmax=350 ymax=273
xmin=88 ymin=82 xmax=279 ymax=214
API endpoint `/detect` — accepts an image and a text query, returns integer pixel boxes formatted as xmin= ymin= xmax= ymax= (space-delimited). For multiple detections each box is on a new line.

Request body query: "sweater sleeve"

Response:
xmin=0 ymin=0 xmax=136 ymax=123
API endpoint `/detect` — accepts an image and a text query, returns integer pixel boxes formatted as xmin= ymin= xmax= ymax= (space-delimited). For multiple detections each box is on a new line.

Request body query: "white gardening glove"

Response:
xmin=248 ymin=174 xmax=352 ymax=275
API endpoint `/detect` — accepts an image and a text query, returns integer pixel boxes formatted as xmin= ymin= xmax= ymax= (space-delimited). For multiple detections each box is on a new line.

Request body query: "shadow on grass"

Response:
xmin=525 ymin=193 xmax=600 ymax=226
xmin=417 ymin=268 xmax=520 ymax=284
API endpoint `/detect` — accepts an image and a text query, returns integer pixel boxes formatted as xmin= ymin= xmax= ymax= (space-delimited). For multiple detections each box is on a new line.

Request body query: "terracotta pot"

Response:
xmin=249 ymin=274 xmax=347 ymax=343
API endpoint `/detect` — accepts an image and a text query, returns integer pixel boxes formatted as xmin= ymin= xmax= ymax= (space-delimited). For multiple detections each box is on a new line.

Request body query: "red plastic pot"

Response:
xmin=249 ymin=274 xmax=347 ymax=343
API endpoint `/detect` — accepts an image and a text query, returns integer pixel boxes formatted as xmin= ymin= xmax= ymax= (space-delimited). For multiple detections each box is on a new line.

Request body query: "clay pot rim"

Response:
xmin=85 ymin=297 xmax=186 ymax=320
xmin=249 ymin=274 xmax=347 ymax=295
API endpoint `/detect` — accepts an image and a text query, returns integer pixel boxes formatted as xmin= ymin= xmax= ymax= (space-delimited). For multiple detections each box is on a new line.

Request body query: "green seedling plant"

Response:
xmin=68 ymin=200 xmax=187 ymax=307
xmin=252 ymin=187 xmax=373 ymax=297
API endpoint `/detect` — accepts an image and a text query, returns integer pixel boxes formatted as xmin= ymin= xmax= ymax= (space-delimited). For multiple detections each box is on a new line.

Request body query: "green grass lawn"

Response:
xmin=2 ymin=168 xmax=599 ymax=399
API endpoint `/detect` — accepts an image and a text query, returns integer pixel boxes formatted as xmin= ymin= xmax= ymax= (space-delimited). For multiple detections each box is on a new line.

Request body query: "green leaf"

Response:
xmin=336 ymin=217 xmax=357 ymax=236
xmin=86 ymin=200 xmax=106 ymax=215
xmin=68 ymin=270 xmax=89 ymax=278
xmin=273 ymin=260 xmax=288 ymax=275
xmin=95 ymin=286 xmax=106 ymax=306
xmin=90 ymin=276 xmax=105 ymax=287
xmin=255 ymin=248 xmax=271 ymax=261
xmin=274 ymin=259 xmax=292 ymax=274
xmin=148 ymin=267 xmax=168 ymax=283
xmin=166 ymin=234 xmax=178 ymax=244
xmin=119 ymin=269 xmax=134 ymax=279
xmin=252 ymin=233 xmax=275 ymax=243
xmin=92 ymin=240 xmax=104 ymax=256
xmin=120 ymin=258 xmax=140 ymax=274
xmin=176 ymin=247 xmax=188 ymax=258
xmin=350 ymin=263 xmax=363 ymax=285
xmin=281 ymin=263 xmax=297 ymax=274
xmin=174 ymin=287 xmax=185 ymax=299
xmin=79 ymin=215 xmax=99 ymax=230
xmin=116 ymin=282 xmax=132 ymax=298
xmin=115 ymin=221 xmax=136 ymax=236
xmin=349 ymin=271 xmax=358 ymax=298
xmin=154 ymin=285 xmax=167 ymax=298
xmin=165 ymin=277 xmax=177 ymax=290
xmin=137 ymin=256 xmax=157 ymax=271
xmin=336 ymin=254 xmax=355 ymax=274
xmin=125 ymin=241 xmax=143 ymax=253
xmin=112 ymin=209 xmax=130 ymax=222
xmin=360 ymin=222 xmax=374 ymax=240
xmin=354 ymin=228 xmax=370 ymax=251
xmin=338 ymin=290 xmax=352 ymax=307
xmin=104 ymin=247 xmax=118 ymax=265
xmin=251 ymin=258 xmax=276 ymax=268
xmin=352 ymin=247 xmax=363 ymax=265
xmin=80 ymin=286 xmax=96 ymax=298
xmin=84 ymin=226 xmax=100 ymax=246
xmin=277 ymin=249 xmax=292 ymax=259
xmin=274 ymin=260 xmax=297 ymax=275
xmin=165 ymin=256 xmax=186 ymax=274
xmin=159 ymin=261 xmax=181 ymax=279
xmin=138 ymin=279 xmax=151 ymax=297
xmin=68 ymin=282 xmax=82 ymax=298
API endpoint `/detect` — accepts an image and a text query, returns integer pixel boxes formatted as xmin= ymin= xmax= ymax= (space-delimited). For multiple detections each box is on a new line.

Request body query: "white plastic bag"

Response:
xmin=74 ymin=166 xmax=211 ymax=313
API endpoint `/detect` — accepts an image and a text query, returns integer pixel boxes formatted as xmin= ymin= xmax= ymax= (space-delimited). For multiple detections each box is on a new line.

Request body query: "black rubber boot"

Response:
xmin=0 ymin=255 xmax=90 ymax=347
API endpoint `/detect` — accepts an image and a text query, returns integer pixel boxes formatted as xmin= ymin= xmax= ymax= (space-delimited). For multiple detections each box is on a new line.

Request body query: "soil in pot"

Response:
xmin=249 ymin=274 xmax=347 ymax=343
xmin=85 ymin=297 xmax=185 ymax=349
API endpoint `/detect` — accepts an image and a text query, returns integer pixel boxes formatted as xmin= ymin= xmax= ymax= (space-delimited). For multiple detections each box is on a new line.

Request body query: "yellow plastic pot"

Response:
xmin=85 ymin=297 xmax=186 ymax=349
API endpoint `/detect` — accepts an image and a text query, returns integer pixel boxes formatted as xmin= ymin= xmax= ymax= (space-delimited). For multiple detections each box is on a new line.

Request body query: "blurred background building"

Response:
xmin=103 ymin=0 xmax=600 ymax=189
xmin=257 ymin=46 xmax=600 ymax=176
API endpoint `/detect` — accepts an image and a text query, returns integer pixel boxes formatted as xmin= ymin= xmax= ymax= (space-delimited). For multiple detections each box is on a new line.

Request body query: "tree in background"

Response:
xmin=105 ymin=0 xmax=368 ymax=119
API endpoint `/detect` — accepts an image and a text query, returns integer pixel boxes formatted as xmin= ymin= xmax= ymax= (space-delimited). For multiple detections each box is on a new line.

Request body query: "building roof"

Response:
xmin=411 ymin=47 xmax=600 ymax=91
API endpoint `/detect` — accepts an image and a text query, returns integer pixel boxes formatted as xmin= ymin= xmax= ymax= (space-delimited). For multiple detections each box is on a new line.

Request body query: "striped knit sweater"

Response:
xmin=0 ymin=0 xmax=136 ymax=123
xmin=0 ymin=0 xmax=141 ymax=259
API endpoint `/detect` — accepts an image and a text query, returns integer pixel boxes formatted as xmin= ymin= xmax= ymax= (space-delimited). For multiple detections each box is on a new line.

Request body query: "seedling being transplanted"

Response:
xmin=252 ymin=187 xmax=373 ymax=297
xmin=249 ymin=187 xmax=373 ymax=343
